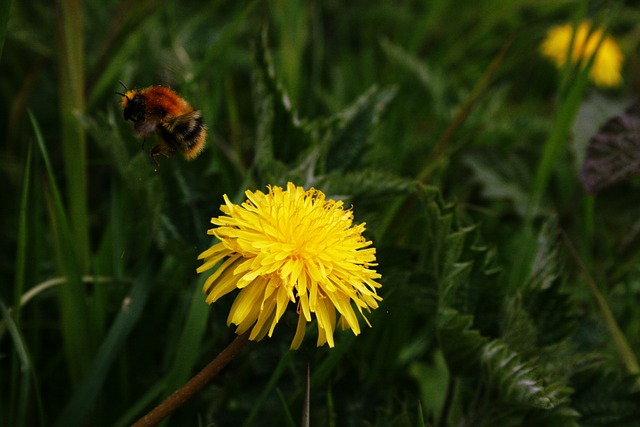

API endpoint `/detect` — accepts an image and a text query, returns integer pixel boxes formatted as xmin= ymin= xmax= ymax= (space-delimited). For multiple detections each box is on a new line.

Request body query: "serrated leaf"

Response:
xmin=252 ymin=28 xmax=312 ymax=176
xmin=521 ymin=404 xmax=581 ymax=427
xmin=320 ymin=169 xmax=416 ymax=201
xmin=379 ymin=37 xmax=449 ymax=118
xmin=421 ymin=192 xmax=456 ymax=280
xmin=572 ymin=370 xmax=640 ymax=427
xmin=418 ymin=187 xmax=504 ymax=330
xmin=501 ymin=296 xmax=539 ymax=355
xmin=437 ymin=308 xmax=488 ymax=376
xmin=581 ymin=99 xmax=640 ymax=194
xmin=522 ymin=220 xmax=577 ymax=346
xmin=525 ymin=220 xmax=560 ymax=292
xmin=440 ymin=261 xmax=473 ymax=308
xmin=480 ymin=340 xmax=560 ymax=409
xmin=464 ymin=153 xmax=531 ymax=216
xmin=526 ymin=285 xmax=577 ymax=347
xmin=324 ymin=85 xmax=397 ymax=173
xmin=466 ymin=242 xmax=504 ymax=339
xmin=443 ymin=227 xmax=475 ymax=276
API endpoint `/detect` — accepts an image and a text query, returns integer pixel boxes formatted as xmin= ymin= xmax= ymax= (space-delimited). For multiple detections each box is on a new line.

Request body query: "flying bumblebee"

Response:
xmin=116 ymin=81 xmax=206 ymax=166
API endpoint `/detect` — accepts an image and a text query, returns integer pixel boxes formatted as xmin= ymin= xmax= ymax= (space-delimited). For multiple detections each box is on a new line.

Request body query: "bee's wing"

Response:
xmin=158 ymin=110 xmax=207 ymax=158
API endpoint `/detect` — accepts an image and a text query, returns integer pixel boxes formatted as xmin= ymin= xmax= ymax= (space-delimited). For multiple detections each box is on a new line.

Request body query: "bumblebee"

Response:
xmin=116 ymin=81 xmax=206 ymax=166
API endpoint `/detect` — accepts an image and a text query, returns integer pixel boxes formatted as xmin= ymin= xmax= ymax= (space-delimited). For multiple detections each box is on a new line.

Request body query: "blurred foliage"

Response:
xmin=2 ymin=0 xmax=640 ymax=426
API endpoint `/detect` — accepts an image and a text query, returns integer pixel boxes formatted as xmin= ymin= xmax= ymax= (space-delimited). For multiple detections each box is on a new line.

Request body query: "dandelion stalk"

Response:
xmin=131 ymin=332 xmax=250 ymax=427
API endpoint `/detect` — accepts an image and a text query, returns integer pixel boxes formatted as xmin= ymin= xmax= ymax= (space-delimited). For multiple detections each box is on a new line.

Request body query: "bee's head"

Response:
xmin=116 ymin=81 xmax=145 ymax=122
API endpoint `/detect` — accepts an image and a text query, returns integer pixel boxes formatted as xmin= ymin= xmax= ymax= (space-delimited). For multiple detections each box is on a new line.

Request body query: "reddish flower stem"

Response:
xmin=131 ymin=332 xmax=250 ymax=427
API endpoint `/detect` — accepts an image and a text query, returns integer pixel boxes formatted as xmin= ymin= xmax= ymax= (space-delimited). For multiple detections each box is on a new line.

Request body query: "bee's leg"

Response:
xmin=150 ymin=143 xmax=172 ymax=168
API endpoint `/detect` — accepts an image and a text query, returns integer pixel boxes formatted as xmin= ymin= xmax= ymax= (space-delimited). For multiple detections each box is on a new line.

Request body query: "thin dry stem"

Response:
xmin=131 ymin=332 xmax=250 ymax=427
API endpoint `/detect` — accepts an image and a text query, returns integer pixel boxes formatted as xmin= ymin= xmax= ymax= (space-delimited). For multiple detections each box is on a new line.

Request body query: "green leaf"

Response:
xmin=161 ymin=276 xmax=211 ymax=402
xmin=323 ymin=84 xmax=397 ymax=173
xmin=275 ymin=388 xmax=297 ymax=427
xmin=522 ymin=220 xmax=578 ymax=346
xmin=437 ymin=308 xmax=488 ymax=376
xmin=419 ymin=188 xmax=456 ymax=280
xmin=521 ymin=406 xmax=580 ymax=427
xmin=253 ymin=28 xmax=312 ymax=176
xmin=419 ymin=187 xmax=504 ymax=334
xmin=464 ymin=153 xmax=532 ymax=217
xmin=524 ymin=285 xmax=577 ymax=347
xmin=440 ymin=260 xmax=474 ymax=310
xmin=438 ymin=311 xmax=571 ymax=411
xmin=242 ymin=351 xmax=294 ymax=427
xmin=480 ymin=340 xmax=563 ymax=409
xmin=501 ymin=295 xmax=539 ymax=356
xmin=572 ymin=370 xmax=640 ymax=427
xmin=0 ymin=300 xmax=41 ymax=427
xmin=320 ymin=168 xmax=416 ymax=202
xmin=54 ymin=250 xmax=160 ymax=427
xmin=12 ymin=143 xmax=32 ymax=326
xmin=30 ymin=111 xmax=93 ymax=384
xmin=379 ymin=37 xmax=449 ymax=118
xmin=525 ymin=220 xmax=560 ymax=292
xmin=0 ymin=0 xmax=13 ymax=59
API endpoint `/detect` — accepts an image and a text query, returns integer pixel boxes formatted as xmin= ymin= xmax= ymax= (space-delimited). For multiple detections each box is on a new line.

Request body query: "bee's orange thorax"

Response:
xmin=140 ymin=86 xmax=193 ymax=117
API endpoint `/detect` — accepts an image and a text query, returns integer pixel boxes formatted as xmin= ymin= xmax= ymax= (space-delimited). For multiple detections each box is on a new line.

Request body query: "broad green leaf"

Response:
xmin=580 ymin=99 xmax=640 ymax=194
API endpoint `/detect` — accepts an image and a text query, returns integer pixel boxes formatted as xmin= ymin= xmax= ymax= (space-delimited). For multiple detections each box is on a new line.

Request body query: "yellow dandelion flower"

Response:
xmin=540 ymin=21 xmax=623 ymax=87
xmin=197 ymin=182 xmax=382 ymax=350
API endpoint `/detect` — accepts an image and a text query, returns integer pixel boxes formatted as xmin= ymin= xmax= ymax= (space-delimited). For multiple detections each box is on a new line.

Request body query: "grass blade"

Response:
xmin=242 ymin=350 xmax=294 ymax=427
xmin=0 ymin=0 xmax=13 ymax=59
xmin=1 ymin=300 xmax=44 ymax=427
xmin=156 ymin=275 xmax=211 ymax=424
xmin=12 ymin=143 xmax=32 ymax=326
xmin=29 ymin=111 xmax=92 ymax=383
xmin=56 ymin=0 xmax=90 ymax=271
xmin=54 ymin=249 xmax=160 ymax=427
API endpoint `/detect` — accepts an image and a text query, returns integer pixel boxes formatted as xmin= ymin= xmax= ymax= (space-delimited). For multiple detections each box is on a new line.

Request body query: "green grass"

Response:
xmin=2 ymin=0 xmax=640 ymax=426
